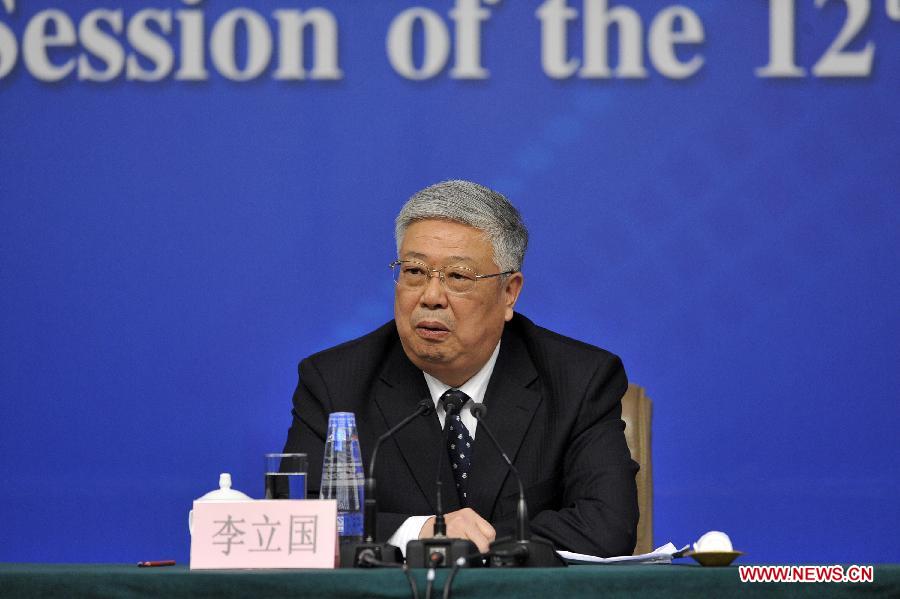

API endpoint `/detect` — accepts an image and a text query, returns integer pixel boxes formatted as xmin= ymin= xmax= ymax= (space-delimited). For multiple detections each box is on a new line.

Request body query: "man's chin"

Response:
xmin=414 ymin=346 xmax=447 ymax=363
xmin=399 ymin=333 xmax=456 ymax=369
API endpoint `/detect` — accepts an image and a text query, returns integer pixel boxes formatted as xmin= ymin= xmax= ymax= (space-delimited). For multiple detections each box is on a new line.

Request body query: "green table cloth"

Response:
xmin=2 ymin=563 xmax=898 ymax=598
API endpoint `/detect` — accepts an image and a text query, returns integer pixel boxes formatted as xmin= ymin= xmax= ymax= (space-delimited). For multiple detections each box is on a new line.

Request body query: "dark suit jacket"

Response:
xmin=283 ymin=313 xmax=639 ymax=557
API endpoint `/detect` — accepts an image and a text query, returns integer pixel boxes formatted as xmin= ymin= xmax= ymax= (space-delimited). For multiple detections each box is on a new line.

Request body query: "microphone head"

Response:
xmin=441 ymin=391 xmax=467 ymax=416
xmin=471 ymin=403 xmax=487 ymax=419
xmin=417 ymin=398 xmax=435 ymax=414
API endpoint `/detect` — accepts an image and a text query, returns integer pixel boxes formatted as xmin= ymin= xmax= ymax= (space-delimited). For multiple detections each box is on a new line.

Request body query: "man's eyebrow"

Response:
xmin=400 ymin=252 xmax=476 ymax=265
xmin=445 ymin=255 xmax=476 ymax=265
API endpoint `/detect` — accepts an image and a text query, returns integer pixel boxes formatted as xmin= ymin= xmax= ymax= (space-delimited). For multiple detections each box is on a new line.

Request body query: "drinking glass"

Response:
xmin=264 ymin=453 xmax=308 ymax=499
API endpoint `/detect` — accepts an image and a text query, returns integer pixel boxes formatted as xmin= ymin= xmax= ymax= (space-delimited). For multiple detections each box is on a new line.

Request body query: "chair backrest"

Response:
xmin=621 ymin=383 xmax=653 ymax=555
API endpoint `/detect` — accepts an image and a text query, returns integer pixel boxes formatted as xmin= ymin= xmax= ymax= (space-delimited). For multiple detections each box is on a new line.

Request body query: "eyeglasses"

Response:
xmin=390 ymin=259 xmax=516 ymax=295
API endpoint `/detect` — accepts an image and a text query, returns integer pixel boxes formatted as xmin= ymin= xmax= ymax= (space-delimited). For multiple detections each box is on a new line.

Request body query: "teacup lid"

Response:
xmin=195 ymin=473 xmax=252 ymax=502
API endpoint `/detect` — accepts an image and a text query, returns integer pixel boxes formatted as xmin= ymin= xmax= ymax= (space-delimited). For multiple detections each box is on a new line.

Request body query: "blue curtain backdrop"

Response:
xmin=1 ymin=0 xmax=897 ymax=564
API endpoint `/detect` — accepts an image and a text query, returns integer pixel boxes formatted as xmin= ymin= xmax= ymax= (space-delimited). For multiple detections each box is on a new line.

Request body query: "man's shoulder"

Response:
xmin=509 ymin=312 xmax=623 ymax=370
xmin=301 ymin=320 xmax=398 ymax=371
xmin=508 ymin=313 xmax=627 ymax=408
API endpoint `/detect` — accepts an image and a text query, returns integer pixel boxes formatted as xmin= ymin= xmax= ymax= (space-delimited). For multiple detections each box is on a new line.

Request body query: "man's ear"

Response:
xmin=503 ymin=273 xmax=524 ymax=321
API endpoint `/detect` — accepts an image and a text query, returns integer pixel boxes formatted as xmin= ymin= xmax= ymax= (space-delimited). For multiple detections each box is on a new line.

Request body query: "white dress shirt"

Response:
xmin=386 ymin=341 xmax=501 ymax=554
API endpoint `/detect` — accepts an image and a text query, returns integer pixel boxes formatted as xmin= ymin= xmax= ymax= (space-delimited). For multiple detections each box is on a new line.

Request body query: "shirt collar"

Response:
xmin=422 ymin=340 xmax=501 ymax=411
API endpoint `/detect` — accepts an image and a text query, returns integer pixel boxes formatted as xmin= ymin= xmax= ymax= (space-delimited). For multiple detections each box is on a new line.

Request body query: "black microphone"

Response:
xmin=405 ymin=392 xmax=481 ymax=569
xmin=341 ymin=398 xmax=433 ymax=568
xmin=470 ymin=403 xmax=565 ymax=568
xmin=431 ymin=392 xmax=466 ymax=537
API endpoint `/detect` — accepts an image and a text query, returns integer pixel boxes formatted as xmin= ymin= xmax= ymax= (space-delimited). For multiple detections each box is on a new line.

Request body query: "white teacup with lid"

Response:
xmin=188 ymin=473 xmax=252 ymax=534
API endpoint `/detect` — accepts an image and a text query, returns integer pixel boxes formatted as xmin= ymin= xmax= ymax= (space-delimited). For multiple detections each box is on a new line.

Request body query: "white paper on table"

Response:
xmin=556 ymin=542 xmax=690 ymax=565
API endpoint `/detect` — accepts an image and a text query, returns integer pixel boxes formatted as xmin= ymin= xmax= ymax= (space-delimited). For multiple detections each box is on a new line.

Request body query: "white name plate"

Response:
xmin=190 ymin=500 xmax=337 ymax=569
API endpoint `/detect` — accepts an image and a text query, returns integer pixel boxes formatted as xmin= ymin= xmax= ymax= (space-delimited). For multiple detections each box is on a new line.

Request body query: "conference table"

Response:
xmin=2 ymin=563 xmax=899 ymax=598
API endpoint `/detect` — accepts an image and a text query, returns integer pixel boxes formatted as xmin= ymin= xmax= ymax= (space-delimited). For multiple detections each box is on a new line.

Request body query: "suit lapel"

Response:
xmin=373 ymin=341 xmax=459 ymax=514
xmin=468 ymin=327 xmax=541 ymax=520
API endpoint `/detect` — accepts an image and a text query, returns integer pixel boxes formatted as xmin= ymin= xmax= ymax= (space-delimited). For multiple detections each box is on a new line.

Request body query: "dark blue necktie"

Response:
xmin=441 ymin=389 xmax=474 ymax=506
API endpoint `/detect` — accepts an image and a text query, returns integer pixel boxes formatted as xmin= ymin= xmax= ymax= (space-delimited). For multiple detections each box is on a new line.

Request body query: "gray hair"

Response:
xmin=395 ymin=180 xmax=529 ymax=272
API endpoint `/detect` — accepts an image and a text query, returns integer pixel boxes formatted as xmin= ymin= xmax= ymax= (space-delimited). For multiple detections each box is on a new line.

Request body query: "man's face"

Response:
xmin=394 ymin=219 xmax=523 ymax=387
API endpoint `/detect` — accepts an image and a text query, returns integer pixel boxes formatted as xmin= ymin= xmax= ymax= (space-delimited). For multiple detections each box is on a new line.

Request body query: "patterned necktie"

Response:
xmin=440 ymin=389 xmax=474 ymax=507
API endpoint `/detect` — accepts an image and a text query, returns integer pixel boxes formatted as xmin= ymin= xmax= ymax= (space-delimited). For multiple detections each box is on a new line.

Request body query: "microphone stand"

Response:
xmin=340 ymin=399 xmax=433 ymax=568
xmin=471 ymin=404 xmax=565 ymax=568
xmin=405 ymin=395 xmax=481 ymax=569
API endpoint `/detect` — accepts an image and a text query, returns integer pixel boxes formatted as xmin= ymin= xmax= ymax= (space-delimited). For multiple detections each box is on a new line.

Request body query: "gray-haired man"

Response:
xmin=283 ymin=180 xmax=638 ymax=557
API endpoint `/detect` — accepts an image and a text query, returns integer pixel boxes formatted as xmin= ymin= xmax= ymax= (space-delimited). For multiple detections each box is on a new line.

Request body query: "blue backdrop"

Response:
xmin=1 ymin=0 xmax=898 ymax=564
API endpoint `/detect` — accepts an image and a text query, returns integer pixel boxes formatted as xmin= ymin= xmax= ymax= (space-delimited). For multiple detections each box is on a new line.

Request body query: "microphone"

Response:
xmin=470 ymin=403 xmax=565 ymax=568
xmin=431 ymin=392 xmax=466 ymax=537
xmin=405 ymin=392 xmax=481 ymax=569
xmin=341 ymin=398 xmax=433 ymax=568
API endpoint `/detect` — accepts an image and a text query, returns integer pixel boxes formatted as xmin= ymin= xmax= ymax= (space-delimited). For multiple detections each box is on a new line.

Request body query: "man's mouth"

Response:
xmin=415 ymin=320 xmax=450 ymax=340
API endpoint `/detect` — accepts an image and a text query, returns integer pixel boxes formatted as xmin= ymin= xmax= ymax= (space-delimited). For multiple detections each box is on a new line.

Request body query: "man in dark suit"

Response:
xmin=283 ymin=180 xmax=638 ymax=557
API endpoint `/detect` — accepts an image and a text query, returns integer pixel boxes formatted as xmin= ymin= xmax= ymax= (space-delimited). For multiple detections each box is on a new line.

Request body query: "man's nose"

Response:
xmin=419 ymin=272 xmax=448 ymax=308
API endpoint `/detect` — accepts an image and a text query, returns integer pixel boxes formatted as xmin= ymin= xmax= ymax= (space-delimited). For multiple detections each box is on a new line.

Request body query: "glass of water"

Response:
xmin=264 ymin=453 xmax=308 ymax=499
